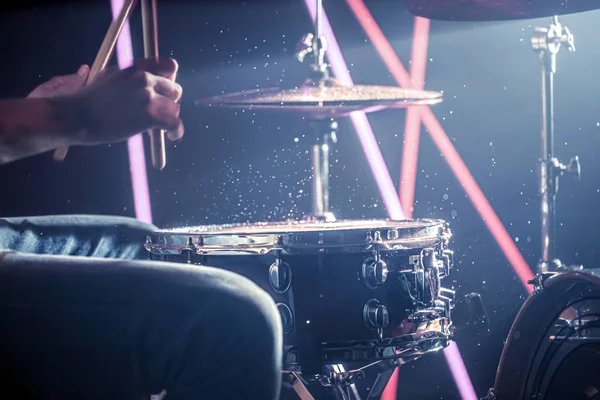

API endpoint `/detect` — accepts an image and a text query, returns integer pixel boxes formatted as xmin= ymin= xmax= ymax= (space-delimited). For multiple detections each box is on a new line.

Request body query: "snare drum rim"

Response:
xmin=146 ymin=218 xmax=450 ymax=256
xmin=493 ymin=270 xmax=600 ymax=399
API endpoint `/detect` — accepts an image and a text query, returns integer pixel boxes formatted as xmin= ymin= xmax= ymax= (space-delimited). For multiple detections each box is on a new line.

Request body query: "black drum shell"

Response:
xmin=146 ymin=218 xmax=453 ymax=374
xmin=149 ymin=247 xmax=439 ymax=345
xmin=493 ymin=270 xmax=600 ymax=400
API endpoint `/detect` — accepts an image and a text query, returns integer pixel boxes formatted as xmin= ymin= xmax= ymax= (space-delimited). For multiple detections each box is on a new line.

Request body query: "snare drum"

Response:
xmin=146 ymin=219 xmax=455 ymax=376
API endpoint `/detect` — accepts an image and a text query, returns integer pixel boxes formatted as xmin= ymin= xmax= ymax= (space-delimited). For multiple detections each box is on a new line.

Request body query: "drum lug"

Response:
xmin=145 ymin=236 xmax=152 ymax=259
xmin=269 ymin=259 xmax=293 ymax=294
xmin=180 ymin=236 xmax=196 ymax=264
xmin=363 ymin=299 xmax=389 ymax=338
xmin=439 ymin=288 xmax=456 ymax=311
xmin=386 ymin=228 xmax=399 ymax=240
xmin=361 ymin=257 xmax=389 ymax=289
xmin=440 ymin=287 xmax=456 ymax=300
xmin=436 ymin=294 xmax=454 ymax=316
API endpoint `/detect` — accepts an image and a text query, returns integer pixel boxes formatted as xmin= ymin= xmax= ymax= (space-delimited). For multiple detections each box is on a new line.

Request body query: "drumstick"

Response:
xmin=141 ymin=0 xmax=166 ymax=170
xmin=53 ymin=0 xmax=139 ymax=162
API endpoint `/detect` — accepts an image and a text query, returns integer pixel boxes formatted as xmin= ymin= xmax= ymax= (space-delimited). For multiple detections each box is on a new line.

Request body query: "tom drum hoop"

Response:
xmin=491 ymin=269 xmax=600 ymax=400
xmin=146 ymin=218 xmax=456 ymax=377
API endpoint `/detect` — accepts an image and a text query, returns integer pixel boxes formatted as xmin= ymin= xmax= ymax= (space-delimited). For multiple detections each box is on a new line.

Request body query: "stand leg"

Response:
xmin=291 ymin=373 xmax=317 ymax=400
xmin=531 ymin=17 xmax=579 ymax=275
xmin=539 ymin=56 xmax=559 ymax=273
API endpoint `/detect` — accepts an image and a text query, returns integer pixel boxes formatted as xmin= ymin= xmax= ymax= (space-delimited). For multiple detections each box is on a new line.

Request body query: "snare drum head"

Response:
xmin=494 ymin=270 xmax=600 ymax=400
xmin=147 ymin=218 xmax=449 ymax=256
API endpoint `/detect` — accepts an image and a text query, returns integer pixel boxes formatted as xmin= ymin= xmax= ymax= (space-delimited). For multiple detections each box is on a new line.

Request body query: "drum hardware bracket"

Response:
xmin=480 ymin=388 xmax=497 ymax=400
xmin=363 ymin=299 xmax=389 ymax=339
xmin=295 ymin=0 xmax=329 ymax=84
xmin=182 ymin=236 xmax=195 ymax=264
xmin=290 ymin=359 xmax=402 ymax=400
xmin=527 ymin=271 xmax=561 ymax=291
xmin=288 ymin=371 xmax=317 ymax=400
xmin=145 ymin=236 xmax=153 ymax=260
xmin=441 ymin=249 xmax=453 ymax=278
xmin=531 ymin=16 xmax=580 ymax=275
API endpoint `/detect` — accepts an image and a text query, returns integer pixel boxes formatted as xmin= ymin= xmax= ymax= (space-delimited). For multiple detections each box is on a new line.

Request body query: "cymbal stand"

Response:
xmin=296 ymin=0 xmax=337 ymax=221
xmin=310 ymin=120 xmax=338 ymax=221
xmin=531 ymin=16 xmax=580 ymax=278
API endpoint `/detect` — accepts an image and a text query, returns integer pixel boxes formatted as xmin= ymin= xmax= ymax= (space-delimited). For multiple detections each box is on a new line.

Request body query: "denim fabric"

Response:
xmin=0 ymin=215 xmax=156 ymax=259
xmin=0 ymin=215 xmax=282 ymax=400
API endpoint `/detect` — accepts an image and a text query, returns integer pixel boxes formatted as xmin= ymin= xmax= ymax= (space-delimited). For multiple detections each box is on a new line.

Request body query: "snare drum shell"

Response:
xmin=147 ymin=219 xmax=451 ymax=373
xmin=148 ymin=248 xmax=431 ymax=344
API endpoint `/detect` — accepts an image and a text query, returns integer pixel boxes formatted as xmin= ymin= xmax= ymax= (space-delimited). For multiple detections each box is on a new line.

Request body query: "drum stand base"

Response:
xmin=285 ymin=361 xmax=396 ymax=400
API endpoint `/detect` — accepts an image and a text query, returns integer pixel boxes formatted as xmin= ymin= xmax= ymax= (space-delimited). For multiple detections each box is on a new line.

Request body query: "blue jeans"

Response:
xmin=0 ymin=215 xmax=282 ymax=400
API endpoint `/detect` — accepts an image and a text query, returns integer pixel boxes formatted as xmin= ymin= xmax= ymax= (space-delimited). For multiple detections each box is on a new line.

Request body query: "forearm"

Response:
xmin=0 ymin=98 xmax=84 ymax=165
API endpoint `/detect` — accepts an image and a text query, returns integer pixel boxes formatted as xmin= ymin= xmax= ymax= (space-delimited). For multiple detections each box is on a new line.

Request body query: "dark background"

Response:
xmin=1 ymin=0 xmax=599 ymax=398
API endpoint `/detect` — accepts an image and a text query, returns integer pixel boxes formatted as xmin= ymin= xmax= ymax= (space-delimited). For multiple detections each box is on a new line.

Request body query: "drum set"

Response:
xmin=144 ymin=0 xmax=600 ymax=399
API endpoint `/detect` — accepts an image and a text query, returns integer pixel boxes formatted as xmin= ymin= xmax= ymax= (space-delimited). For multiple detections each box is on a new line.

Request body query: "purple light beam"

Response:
xmin=110 ymin=0 xmax=153 ymax=224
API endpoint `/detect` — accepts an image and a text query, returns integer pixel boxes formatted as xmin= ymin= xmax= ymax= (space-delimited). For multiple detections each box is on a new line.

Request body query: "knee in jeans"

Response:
xmin=211 ymin=270 xmax=282 ymax=346
xmin=111 ymin=216 xmax=158 ymax=237
xmin=237 ymin=278 xmax=281 ymax=337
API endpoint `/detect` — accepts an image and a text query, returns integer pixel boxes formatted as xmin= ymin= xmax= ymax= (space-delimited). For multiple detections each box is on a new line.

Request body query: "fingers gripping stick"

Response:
xmin=141 ymin=0 xmax=166 ymax=170
xmin=54 ymin=0 xmax=167 ymax=171
xmin=53 ymin=0 xmax=138 ymax=163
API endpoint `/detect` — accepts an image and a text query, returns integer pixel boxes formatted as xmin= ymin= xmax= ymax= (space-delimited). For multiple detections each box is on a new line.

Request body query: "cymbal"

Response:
xmin=195 ymin=78 xmax=443 ymax=118
xmin=407 ymin=0 xmax=600 ymax=21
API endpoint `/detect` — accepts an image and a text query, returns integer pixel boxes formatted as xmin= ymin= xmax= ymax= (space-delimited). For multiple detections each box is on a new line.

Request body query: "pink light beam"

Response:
xmin=344 ymin=1 xmax=478 ymax=399
xmin=344 ymin=0 xmax=534 ymax=292
xmin=382 ymin=15 xmax=434 ymax=400
xmin=399 ymin=17 xmax=430 ymax=218
xmin=110 ymin=0 xmax=153 ymax=224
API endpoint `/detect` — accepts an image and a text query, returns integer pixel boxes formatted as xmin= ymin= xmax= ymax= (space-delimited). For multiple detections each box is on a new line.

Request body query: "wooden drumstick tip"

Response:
xmin=149 ymin=128 xmax=166 ymax=170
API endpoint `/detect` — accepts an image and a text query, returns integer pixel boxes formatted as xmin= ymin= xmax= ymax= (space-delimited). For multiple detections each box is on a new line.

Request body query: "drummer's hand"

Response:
xmin=66 ymin=57 xmax=183 ymax=146
xmin=27 ymin=65 xmax=90 ymax=99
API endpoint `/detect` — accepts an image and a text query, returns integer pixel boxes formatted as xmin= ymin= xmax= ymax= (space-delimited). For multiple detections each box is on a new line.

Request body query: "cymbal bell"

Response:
xmin=195 ymin=77 xmax=443 ymax=118
xmin=407 ymin=0 xmax=600 ymax=21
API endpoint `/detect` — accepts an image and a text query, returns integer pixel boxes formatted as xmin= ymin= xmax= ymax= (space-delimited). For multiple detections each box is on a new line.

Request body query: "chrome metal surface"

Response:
xmin=310 ymin=120 xmax=338 ymax=220
xmin=195 ymin=77 xmax=443 ymax=119
xmin=277 ymin=303 xmax=294 ymax=334
xmin=532 ymin=17 xmax=578 ymax=274
xmin=407 ymin=0 xmax=600 ymax=21
xmin=361 ymin=258 xmax=389 ymax=289
xmin=363 ymin=299 xmax=389 ymax=331
xmin=147 ymin=218 xmax=450 ymax=256
xmin=269 ymin=260 xmax=292 ymax=293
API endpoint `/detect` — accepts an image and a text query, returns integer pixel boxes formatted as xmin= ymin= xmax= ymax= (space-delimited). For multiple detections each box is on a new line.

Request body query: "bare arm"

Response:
xmin=0 ymin=57 xmax=183 ymax=166
xmin=0 ymin=98 xmax=84 ymax=165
